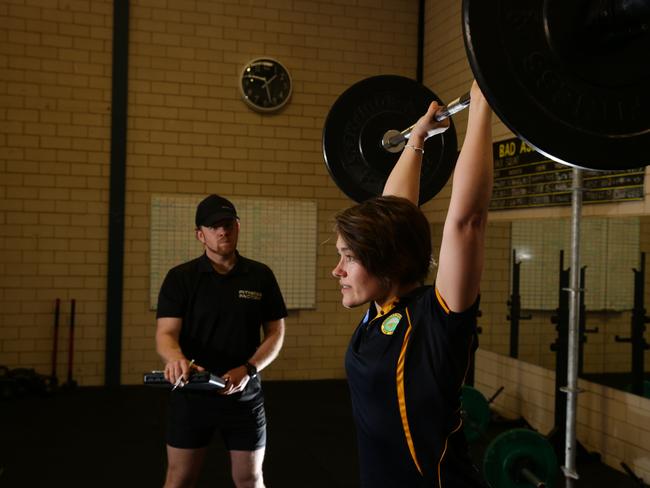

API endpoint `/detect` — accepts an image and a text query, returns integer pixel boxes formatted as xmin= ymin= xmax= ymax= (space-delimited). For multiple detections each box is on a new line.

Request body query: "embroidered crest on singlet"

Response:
xmin=380 ymin=313 xmax=402 ymax=335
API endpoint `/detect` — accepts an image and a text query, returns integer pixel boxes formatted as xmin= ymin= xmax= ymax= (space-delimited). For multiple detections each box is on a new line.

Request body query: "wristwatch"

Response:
xmin=245 ymin=361 xmax=258 ymax=379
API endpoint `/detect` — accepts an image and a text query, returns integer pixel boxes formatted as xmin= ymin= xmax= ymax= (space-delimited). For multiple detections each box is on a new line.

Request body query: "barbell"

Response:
xmin=460 ymin=386 xmax=559 ymax=487
xmin=484 ymin=428 xmax=559 ymax=488
xmin=322 ymin=0 xmax=650 ymax=204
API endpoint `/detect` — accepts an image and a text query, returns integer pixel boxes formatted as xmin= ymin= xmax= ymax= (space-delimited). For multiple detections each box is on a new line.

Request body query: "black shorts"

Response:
xmin=166 ymin=389 xmax=266 ymax=451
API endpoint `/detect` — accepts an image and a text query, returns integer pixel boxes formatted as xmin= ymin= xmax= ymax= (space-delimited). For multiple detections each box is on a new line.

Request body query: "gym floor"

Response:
xmin=0 ymin=380 xmax=641 ymax=488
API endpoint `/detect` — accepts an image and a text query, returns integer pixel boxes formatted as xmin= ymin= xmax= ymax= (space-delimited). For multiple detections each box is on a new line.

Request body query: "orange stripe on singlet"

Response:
xmin=396 ymin=289 xmax=474 ymax=485
xmin=435 ymin=287 xmax=450 ymax=314
xmin=396 ymin=308 xmax=422 ymax=475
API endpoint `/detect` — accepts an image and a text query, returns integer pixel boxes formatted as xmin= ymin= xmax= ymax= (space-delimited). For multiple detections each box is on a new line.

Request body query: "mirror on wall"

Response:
xmin=440 ymin=216 xmax=650 ymax=399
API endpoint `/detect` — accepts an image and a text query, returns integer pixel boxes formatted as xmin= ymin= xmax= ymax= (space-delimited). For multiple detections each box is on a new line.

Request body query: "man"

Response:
xmin=156 ymin=194 xmax=287 ymax=488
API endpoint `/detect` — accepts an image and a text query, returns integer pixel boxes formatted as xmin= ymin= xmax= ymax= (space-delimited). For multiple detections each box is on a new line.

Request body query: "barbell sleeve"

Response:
xmin=382 ymin=91 xmax=471 ymax=150
xmin=519 ymin=467 xmax=545 ymax=488
xmin=435 ymin=91 xmax=472 ymax=121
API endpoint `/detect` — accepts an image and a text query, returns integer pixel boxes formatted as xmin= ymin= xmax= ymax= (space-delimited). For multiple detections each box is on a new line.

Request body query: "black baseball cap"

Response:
xmin=195 ymin=194 xmax=238 ymax=227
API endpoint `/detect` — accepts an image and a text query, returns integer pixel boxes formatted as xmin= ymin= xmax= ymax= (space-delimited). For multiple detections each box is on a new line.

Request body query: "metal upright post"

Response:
xmin=563 ymin=168 xmax=583 ymax=486
xmin=509 ymin=250 xmax=521 ymax=358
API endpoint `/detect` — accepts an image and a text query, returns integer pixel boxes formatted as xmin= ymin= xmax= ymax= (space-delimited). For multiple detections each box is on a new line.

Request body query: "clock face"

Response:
xmin=240 ymin=58 xmax=292 ymax=113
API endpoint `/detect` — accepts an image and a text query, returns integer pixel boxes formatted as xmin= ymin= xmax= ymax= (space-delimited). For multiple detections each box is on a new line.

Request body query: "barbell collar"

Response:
xmin=561 ymin=465 xmax=580 ymax=480
xmin=559 ymin=385 xmax=583 ymax=394
xmin=382 ymin=91 xmax=471 ymax=150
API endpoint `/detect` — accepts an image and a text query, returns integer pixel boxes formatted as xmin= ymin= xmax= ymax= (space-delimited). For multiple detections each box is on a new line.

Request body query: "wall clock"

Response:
xmin=240 ymin=57 xmax=292 ymax=113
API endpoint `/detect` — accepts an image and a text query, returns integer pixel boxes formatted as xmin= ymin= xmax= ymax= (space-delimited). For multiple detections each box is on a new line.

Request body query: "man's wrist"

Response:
xmin=244 ymin=361 xmax=258 ymax=379
xmin=165 ymin=353 xmax=185 ymax=364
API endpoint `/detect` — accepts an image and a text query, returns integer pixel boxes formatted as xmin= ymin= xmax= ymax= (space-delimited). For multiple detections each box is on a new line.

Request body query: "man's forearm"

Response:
xmin=156 ymin=332 xmax=185 ymax=364
xmin=247 ymin=320 xmax=285 ymax=371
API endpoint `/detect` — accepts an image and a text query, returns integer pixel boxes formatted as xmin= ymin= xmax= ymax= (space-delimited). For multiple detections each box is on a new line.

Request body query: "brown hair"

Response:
xmin=334 ymin=196 xmax=432 ymax=286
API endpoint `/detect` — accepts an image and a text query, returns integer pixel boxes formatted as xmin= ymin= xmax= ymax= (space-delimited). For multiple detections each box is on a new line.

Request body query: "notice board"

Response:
xmin=150 ymin=195 xmax=317 ymax=310
xmin=490 ymin=137 xmax=644 ymax=210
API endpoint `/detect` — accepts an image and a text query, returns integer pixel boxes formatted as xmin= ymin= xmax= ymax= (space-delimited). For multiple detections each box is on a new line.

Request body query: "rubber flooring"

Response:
xmin=0 ymin=380 xmax=644 ymax=487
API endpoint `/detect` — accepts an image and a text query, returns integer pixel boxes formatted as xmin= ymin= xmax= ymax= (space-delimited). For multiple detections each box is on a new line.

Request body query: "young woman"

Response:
xmin=332 ymin=81 xmax=493 ymax=488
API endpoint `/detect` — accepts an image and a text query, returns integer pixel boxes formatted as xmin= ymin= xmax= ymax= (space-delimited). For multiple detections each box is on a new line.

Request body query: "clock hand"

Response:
xmin=263 ymin=74 xmax=277 ymax=102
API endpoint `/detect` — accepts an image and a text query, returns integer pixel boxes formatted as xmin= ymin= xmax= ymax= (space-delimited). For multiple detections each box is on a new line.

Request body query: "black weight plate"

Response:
xmin=322 ymin=75 xmax=458 ymax=204
xmin=463 ymin=0 xmax=650 ymax=171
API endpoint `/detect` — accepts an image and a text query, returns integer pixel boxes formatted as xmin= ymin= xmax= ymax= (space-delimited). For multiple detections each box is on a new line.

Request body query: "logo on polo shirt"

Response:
xmin=381 ymin=313 xmax=402 ymax=335
xmin=239 ymin=290 xmax=262 ymax=300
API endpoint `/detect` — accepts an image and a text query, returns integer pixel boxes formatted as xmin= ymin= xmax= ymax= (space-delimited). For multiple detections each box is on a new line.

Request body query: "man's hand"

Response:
xmin=219 ymin=365 xmax=252 ymax=395
xmin=164 ymin=357 xmax=204 ymax=387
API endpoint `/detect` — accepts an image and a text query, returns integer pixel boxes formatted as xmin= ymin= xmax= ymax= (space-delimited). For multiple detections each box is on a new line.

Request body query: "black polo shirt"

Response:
xmin=157 ymin=252 xmax=287 ymax=379
xmin=345 ymin=285 xmax=486 ymax=488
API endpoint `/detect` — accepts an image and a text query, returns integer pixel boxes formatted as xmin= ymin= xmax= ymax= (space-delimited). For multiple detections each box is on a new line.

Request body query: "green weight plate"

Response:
xmin=625 ymin=380 xmax=650 ymax=399
xmin=484 ymin=428 xmax=558 ymax=488
xmin=461 ymin=385 xmax=491 ymax=443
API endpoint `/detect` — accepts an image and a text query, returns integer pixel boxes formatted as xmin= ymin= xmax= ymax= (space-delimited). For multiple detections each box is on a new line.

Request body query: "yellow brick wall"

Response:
xmin=1 ymin=0 xmax=113 ymax=383
xmin=1 ymin=0 xmax=421 ymax=384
